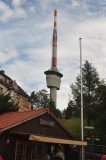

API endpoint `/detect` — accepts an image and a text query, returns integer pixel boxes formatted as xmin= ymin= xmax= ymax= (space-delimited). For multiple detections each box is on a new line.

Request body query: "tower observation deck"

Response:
xmin=44 ymin=9 xmax=63 ymax=107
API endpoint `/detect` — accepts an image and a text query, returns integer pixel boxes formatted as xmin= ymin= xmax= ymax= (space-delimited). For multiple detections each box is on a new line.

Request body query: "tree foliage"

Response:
xmin=62 ymin=100 xmax=76 ymax=119
xmin=94 ymin=85 xmax=106 ymax=136
xmin=30 ymin=89 xmax=50 ymax=109
xmin=30 ymin=89 xmax=62 ymax=118
xmin=0 ymin=93 xmax=19 ymax=114
xmin=63 ymin=60 xmax=106 ymax=126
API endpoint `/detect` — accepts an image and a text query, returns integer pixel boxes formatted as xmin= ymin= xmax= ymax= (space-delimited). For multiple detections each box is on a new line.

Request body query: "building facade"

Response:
xmin=0 ymin=70 xmax=31 ymax=111
xmin=0 ymin=108 xmax=87 ymax=160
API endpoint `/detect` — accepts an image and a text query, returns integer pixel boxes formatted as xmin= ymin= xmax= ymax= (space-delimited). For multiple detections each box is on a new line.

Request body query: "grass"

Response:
xmin=62 ymin=118 xmax=82 ymax=137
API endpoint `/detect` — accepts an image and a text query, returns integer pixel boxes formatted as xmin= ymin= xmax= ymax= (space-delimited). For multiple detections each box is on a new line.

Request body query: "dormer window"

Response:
xmin=4 ymin=77 xmax=7 ymax=82
xmin=0 ymin=87 xmax=3 ymax=95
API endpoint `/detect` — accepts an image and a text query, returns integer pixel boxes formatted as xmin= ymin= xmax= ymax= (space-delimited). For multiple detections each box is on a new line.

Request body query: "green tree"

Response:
xmin=65 ymin=60 xmax=105 ymax=125
xmin=30 ymin=89 xmax=62 ymax=118
xmin=94 ymin=85 xmax=106 ymax=136
xmin=0 ymin=93 xmax=19 ymax=114
xmin=30 ymin=89 xmax=50 ymax=109
xmin=62 ymin=100 xmax=76 ymax=119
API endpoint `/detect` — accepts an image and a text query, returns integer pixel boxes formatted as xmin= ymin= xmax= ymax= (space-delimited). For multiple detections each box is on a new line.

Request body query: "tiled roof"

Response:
xmin=0 ymin=108 xmax=49 ymax=132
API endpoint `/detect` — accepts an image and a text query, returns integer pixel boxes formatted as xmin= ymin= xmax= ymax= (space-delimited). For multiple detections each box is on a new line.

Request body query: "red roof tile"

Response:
xmin=0 ymin=108 xmax=49 ymax=132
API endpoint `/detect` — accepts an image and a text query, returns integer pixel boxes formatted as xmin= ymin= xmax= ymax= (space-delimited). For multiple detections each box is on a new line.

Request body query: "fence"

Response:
xmin=72 ymin=144 xmax=106 ymax=160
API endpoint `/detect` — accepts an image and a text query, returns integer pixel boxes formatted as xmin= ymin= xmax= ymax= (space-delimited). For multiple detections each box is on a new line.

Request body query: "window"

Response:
xmin=15 ymin=141 xmax=51 ymax=160
xmin=32 ymin=142 xmax=45 ymax=159
xmin=0 ymin=87 xmax=3 ymax=95
xmin=32 ymin=142 xmax=54 ymax=160
xmin=15 ymin=141 xmax=24 ymax=160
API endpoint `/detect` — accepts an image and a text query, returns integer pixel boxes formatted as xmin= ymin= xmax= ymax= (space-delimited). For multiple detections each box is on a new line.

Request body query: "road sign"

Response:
xmin=84 ymin=126 xmax=94 ymax=129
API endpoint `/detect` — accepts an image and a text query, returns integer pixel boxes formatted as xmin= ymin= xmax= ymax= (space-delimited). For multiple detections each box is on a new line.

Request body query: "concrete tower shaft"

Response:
xmin=44 ymin=9 xmax=63 ymax=107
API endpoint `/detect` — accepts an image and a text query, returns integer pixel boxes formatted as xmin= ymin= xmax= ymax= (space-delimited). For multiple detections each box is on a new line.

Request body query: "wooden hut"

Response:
xmin=0 ymin=108 xmax=87 ymax=160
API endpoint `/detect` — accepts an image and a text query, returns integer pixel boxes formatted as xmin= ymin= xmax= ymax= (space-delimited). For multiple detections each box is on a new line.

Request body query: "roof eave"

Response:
xmin=0 ymin=111 xmax=47 ymax=133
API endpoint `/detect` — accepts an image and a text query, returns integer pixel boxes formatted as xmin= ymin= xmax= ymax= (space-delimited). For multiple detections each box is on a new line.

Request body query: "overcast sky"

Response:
xmin=0 ymin=0 xmax=106 ymax=110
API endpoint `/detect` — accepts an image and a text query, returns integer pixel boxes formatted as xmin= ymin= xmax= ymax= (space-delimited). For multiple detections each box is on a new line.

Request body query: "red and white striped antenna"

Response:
xmin=54 ymin=9 xmax=57 ymax=28
xmin=44 ymin=9 xmax=63 ymax=107
xmin=51 ymin=9 xmax=57 ymax=69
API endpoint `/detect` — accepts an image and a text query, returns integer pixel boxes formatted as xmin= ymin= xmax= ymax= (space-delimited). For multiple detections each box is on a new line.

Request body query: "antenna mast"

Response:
xmin=44 ymin=9 xmax=63 ymax=107
xmin=51 ymin=9 xmax=57 ymax=69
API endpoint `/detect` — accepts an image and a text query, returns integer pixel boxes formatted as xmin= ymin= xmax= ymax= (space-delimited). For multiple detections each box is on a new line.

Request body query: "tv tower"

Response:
xmin=44 ymin=9 xmax=63 ymax=107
